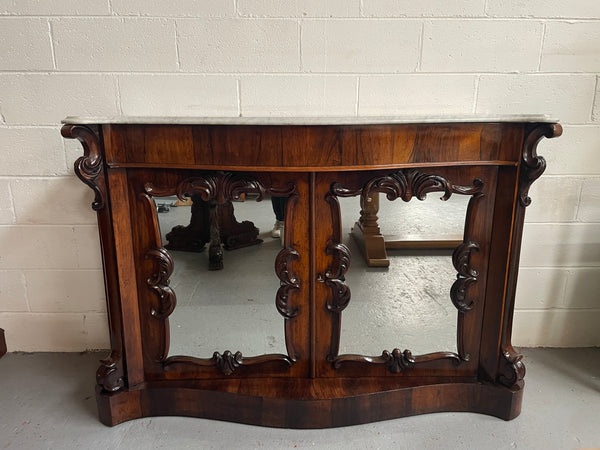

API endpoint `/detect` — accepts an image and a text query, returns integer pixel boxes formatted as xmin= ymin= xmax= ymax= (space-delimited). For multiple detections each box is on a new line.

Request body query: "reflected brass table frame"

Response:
xmin=62 ymin=116 xmax=561 ymax=428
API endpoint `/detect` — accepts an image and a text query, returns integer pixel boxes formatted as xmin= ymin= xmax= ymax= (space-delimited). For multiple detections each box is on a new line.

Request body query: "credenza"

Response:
xmin=62 ymin=116 xmax=561 ymax=427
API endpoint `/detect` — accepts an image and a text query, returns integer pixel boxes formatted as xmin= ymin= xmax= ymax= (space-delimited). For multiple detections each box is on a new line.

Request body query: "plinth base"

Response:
xmin=97 ymin=379 xmax=523 ymax=428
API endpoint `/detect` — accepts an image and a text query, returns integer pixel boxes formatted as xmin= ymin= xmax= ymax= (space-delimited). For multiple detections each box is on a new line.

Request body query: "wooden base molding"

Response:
xmin=97 ymin=380 xmax=522 ymax=428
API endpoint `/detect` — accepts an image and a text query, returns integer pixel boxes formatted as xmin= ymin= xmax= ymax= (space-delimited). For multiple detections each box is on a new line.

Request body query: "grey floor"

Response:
xmin=1 ymin=348 xmax=599 ymax=449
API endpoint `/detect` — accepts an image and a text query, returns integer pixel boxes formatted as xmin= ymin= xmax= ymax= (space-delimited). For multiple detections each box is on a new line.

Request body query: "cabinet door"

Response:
xmin=123 ymin=169 xmax=311 ymax=380
xmin=313 ymin=167 xmax=498 ymax=379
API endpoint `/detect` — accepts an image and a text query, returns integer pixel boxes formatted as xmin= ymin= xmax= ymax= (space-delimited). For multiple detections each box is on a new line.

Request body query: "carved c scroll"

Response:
xmin=96 ymin=357 xmax=125 ymax=392
xmin=498 ymin=350 xmax=526 ymax=388
xmin=62 ymin=124 xmax=106 ymax=211
xmin=275 ymin=247 xmax=301 ymax=319
xmin=519 ymin=123 xmax=562 ymax=207
xmin=450 ymin=241 xmax=480 ymax=313
xmin=146 ymin=247 xmax=176 ymax=320
xmin=319 ymin=241 xmax=351 ymax=314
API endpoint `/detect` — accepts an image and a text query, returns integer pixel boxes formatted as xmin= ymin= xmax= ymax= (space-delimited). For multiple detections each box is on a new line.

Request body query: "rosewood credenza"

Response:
xmin=62 ymin=116 xmax=561 ymax=427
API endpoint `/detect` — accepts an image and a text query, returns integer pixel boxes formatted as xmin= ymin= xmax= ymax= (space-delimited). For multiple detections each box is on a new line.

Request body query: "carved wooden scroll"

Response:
xmin=62 ymin=124 xmax=106 ymax=211
xmin=519 ymin=123 xmax=562 ymax=207
xmin=145 ymin=247 xmax=176 ymax=320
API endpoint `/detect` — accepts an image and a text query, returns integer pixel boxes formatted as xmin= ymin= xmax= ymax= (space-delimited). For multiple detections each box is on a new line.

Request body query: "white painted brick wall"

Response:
xmin=0 ymin=0 xmax=110 ymax=16
xmin=0 ymin=128 xmax=68 ymax=176
xmin=541 ymin=22 xmax=600 ymax=72
xmin=0 ymin=180 xmax=15 ymax=224
xmin=0 ymin=270 xmax=27 ymax=311
xmin=362 ymin=0 xmax=485 ymax=18
xmin=542 ymin=126 xmax=600 ymax=175
xmin=118 ymin=74 xmax=239 ymax=116
xmin=0 ymin=18 xmax=54 ymax=70
xmin=0 ymin=74 xmax=119 ymax=125
xmin=301 ymin=20 xmax=421 ymax=72
xmin=178 ymin=19 xmax=300 ymax=72
xmin=421 ymin=20 xmax=543 ymax=72
xmin=241 ymin=75 xmax=357 ymax=116
xmin=110 ymin=0 xmax=236 ymax=18
xmin=358 ymin=75 xmax=476 ymax=115
xmin=0 ymin=3 xmax=598 ymax=351
xmin=52 ymin=18 xmax=179 ymax=72
xmin=476 ymin=75 xmax=596 ymax=123
xmin=485 ymin=0 xmax=600 ymax=19
xmin=238 ymin=0 xmax=359 ymax=18
xmin=593 ymin=77 xmax=600 ymax=121
xmin=578 ymin=178 xmax=600 ymax=222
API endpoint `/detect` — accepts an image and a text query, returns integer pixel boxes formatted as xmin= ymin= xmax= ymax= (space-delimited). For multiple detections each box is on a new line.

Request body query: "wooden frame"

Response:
xmin=62 ymin=117 xmax=561 ymax=428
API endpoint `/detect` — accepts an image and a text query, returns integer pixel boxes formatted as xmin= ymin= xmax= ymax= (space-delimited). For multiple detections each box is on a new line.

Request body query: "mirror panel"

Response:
xmin=155 ymin=194 xmax=289 ymax=358
xmin=338 ymin=193 xmax=470 ymax=356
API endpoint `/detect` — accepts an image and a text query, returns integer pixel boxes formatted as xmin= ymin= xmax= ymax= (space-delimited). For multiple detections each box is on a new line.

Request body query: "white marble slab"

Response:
xmin=62 ymin=114 xmax=557 ymax=126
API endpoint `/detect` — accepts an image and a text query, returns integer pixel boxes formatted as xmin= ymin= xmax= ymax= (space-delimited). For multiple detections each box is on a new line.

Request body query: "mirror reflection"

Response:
xmin=156 ymin=194 xmax=288 ymax=357
xmin=338 ymin=193 xmax=470 ymax=356
xmin=155 ymin=187 xmax=468 ymax=360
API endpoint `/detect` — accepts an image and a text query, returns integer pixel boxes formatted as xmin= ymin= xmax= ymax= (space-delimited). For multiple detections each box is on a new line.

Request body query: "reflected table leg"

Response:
xmin=351 ymin=191 xmax=390 ymax=267
xmin=352 ymin=192 xmax=463 ymax=267
xmin=165 ymin=195 xmax=262 ymax=270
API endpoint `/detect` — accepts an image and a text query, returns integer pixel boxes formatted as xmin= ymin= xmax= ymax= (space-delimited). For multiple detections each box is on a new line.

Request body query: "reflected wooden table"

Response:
xmin=164 ymin=195 xmax=261 ymax=270
xmin=353 ymin=191 xmax=463 ymax=267
xmin=62 ymin=116 xmax=561 ymax=428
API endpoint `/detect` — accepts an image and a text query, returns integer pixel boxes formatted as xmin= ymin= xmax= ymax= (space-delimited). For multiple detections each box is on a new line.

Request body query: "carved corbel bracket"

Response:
xmin=61 ymin=124 xmax=106 ymax=211
xmin=519 ymin=123 xmax=563 ymax=207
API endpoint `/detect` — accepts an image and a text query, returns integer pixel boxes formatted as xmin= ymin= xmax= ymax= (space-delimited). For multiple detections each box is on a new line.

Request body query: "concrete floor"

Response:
xmin=0 ymin=348 xmax=599 ymax=449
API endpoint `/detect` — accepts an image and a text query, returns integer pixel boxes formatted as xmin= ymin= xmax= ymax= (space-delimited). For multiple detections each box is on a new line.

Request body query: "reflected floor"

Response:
xmin=156 ymin=194 xmax=467 ymax=359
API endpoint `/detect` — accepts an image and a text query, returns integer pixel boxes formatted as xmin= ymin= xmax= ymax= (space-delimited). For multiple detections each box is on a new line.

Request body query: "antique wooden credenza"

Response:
xmin=62 ymin=116 xmax=561 ymax=427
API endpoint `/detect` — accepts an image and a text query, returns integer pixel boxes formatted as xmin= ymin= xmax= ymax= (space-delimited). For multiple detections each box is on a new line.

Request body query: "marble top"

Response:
xmin=62 ymin=115 xmax=557 ymax=126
